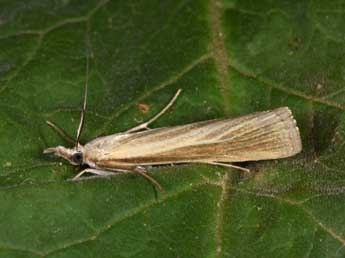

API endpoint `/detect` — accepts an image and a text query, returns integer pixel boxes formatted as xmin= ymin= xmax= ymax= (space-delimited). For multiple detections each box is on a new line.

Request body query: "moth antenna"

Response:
xmin=46 ymin=120 xmax=77 ymax=145
xmin=76 ymin=46 xmax=90 ymax=148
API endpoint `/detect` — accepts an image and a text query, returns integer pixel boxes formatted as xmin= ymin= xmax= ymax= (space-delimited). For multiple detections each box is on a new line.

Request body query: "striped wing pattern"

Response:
xmin=85 ymin=107 xmax=302 ymax=165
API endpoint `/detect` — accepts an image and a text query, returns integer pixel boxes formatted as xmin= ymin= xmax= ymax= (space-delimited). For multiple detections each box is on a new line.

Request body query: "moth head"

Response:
xmin=44 ymin=146 xmax=84 ymax=166
xmin=44 ymin=53 xmax=91 ymax=167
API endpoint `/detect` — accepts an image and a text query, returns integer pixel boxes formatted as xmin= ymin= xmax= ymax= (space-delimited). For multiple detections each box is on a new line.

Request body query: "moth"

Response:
xmin=44 ymin=58 xmax=302 ymax=191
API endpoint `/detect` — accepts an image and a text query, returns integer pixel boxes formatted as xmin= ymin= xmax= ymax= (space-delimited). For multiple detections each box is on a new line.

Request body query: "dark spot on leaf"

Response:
xmin=138 ymin=103 xmax=150 ymax=114
xmin=311 ymin=108 xmax=341 ymax=155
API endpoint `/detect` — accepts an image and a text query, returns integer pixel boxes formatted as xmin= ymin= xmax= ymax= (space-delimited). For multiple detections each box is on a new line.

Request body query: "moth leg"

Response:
xmin=132 ymin=166 xmax=165 ymax=193
xmin=126 ymin=89 xmax=182 ymax=133
xmin=200 ymin=161 xmax=250 ymax=173
xmin=71 ymin=168 xmax=118 ymax=181
xmin=71 ymin=166 xmax=165 ymax=193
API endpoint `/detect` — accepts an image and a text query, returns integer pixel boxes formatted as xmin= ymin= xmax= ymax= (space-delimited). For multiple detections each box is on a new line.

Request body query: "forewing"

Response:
xmin=85 ymin=107 xmax=302 ymax=165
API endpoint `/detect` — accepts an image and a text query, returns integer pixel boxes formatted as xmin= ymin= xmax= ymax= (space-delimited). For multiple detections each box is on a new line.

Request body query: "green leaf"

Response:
xmin=0 ymin=1 xmax=344 ymax=257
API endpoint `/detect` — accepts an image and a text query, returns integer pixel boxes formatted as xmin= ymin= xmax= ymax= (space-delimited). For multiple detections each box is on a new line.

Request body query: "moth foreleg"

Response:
xmin=71 ymin=165 xmax=164 ymax=193
xmin=126 ymin=89 xmax=182 ymax=133
xmin=71 ymin=168 xmax=119 ymax=181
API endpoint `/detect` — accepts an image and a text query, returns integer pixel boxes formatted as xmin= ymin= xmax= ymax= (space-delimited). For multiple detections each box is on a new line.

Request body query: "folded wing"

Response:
xmin=85 ymin=107 xmax=302 ymax=165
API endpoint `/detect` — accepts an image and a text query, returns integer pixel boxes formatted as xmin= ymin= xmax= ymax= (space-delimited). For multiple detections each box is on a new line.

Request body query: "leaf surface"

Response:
xmin=0 ymin=1 xmax=344 ymax=258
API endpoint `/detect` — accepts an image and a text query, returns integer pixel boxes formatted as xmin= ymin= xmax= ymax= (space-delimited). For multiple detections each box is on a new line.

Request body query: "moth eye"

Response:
xmin=72 ymin=152 xmax=83 ymax=164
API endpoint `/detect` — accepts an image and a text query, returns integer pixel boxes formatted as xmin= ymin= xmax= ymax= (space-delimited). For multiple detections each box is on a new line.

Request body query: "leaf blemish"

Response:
xmin=2 ymin=161 xmax=12 ymax=167
xmin=138 ymin=103 xmax=150 ymax=114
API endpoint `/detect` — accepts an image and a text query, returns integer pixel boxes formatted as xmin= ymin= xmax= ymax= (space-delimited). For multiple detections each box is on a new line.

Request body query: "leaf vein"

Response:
xmin=95 ymin=53 xmax=212 ymax=136
xmin=239 ymin=188 xmax=345 ymax=245
xmin=43 ymin=179 xmax=220 ymax=257
xmin=229 ymin=64 xmax=345 ymax=110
